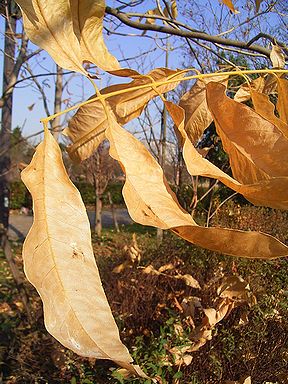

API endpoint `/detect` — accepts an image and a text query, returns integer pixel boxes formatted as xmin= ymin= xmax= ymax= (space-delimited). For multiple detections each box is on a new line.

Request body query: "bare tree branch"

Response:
xmin=105 ymin=6 xmax=283 ymax=59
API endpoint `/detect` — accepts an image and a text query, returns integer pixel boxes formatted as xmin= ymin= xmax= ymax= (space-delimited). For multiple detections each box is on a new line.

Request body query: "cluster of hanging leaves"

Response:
xmin=17 ymin=0 xmax=288 ymax=378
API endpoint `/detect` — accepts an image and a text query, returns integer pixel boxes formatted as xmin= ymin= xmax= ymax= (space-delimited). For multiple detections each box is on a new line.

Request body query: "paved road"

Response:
xmin=8 ymin=208 xmax=133 ymax=241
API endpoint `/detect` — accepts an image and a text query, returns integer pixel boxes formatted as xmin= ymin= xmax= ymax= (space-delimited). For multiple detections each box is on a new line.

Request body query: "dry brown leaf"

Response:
xmin=142 ymin=265 xmax=160 ymax=275
xmin=70 ymin=0 xmax=120 ymax=71
xmin=158 ymin=263 xmax=174 ymax=273
xmin=179 ymin=75 xmax=228 ymax=144
xmin=28 ymin=103 xmax=35 ymax=111
xmin=105 ymin=111 xmax=288 ymax=259
xmin=17 ymin=0 xmax=119 ymax=73
xmin=276 ymin=78 xmax=288 ymax=125
xmin=16 ymin=0 xmax=85 ymax=74
xmin=238 ymin=311 xmax=249 ymax=326
xmin=175 ymin=274 xmax=201 ymax=289
xmin=225 ymin=376 xmax=251 ymax=384
xmin=169 ymin=97 xmax=288 ymax=211
xmin=21 ymin=128 xmax=146 ymax=377
xmin=220 ymin=0 xmax=239 ymax=14
xmin=270 ymin=44 xmax=286 ymax=68
xmin=103 ymin=68 xmax=185 ymax=125
xmin=189 ymin=328 xmax=212 ymax=352
xmin=250 ymin=89 xmax=288 ymax=139
xmin=169 ymin=345 xmax=193 ymax=366
xmin=255 ymin=0 xmax=263 ymax=11
xmin=234 ymin=77 xmax=265 ymax=103
xmin=181 ymin=296 xmax=202 ymax=318
xmin=65 ymin=68 xmax=184 ymax=161
xmin=171 ymin=0 xmax=178 ymax=18
xmin=203 ymin=298 xmax=233 ymax=328
xmin=113 ymin=234 xmax=141 ymax=273
xmin=217 ymin=275 xmax=257 ymax=307
xmin=207 ymin=82 xmax=288 ymax=182
xmin=63 ymin=95 xmax=109 ymax=162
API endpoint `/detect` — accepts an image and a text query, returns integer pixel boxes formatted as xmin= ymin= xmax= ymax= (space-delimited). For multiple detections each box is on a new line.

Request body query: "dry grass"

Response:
xmin=0 ymin=213 xmax=287 ymax=383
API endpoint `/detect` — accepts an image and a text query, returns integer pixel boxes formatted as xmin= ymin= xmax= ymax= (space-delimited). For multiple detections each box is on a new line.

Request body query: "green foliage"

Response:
xmin=10 ymin=181 xmax=31 ymax=209
xmin=75 ymin=181 xmax=124 ymax=206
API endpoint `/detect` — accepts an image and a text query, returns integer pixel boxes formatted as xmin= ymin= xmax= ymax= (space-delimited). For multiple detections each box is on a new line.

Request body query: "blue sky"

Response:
xmin=0 ymin=0 xmax=280 ymax=141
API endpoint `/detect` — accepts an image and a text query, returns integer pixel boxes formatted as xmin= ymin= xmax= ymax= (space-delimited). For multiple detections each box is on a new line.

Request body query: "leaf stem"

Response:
xmin=40 ymin=68 xmax=288 ymax=124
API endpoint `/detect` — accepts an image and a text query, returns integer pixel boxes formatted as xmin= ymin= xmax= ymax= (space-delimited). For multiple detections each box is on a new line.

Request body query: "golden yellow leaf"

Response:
xmin=250 ymin=89 xmax=288 ymax=139
xmin=63 ymin=95 xmax=110 ymax=162
xmin=171 ymin=1 xmax=178 ymax=19
xmin=21 ymin=128 xmax=146 ymax=376
xmin=105 ymin=112 xmax=288 ymax=259
xmin=270 ymin=44 xmax=286 ymax=68
xmin=276 ymin=78 xmax=288 ymax=125
xmin=206 ymin=82 xmax=288 ymax=183
xmin=65 ymin=68 xmax=184 ymax=161
xmin=219 ymin=0 xmax=239 ymax=14
xmin=70 ymin=0 xmax=120 ymax=71
xmin=179 ymin=75 xmax=228 ymax=144
xmin=103 ymin=68 xmax=185 ymax=124
xmin=234 ymin=77 xmax=265 ymax=103
xmin=167 ymin=99 xmax=288 ymax=210
xmin=16 ymin=0 xmax=85 ymax=74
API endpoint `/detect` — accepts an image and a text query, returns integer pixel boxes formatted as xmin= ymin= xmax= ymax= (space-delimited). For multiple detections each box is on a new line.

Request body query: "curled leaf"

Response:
xmin=276 ymin=78 xmax=288 ymax=125
xmin=270 ymin=44 xmax=286 ymax=68
xmin=234 ymin=77 xmax=265 ymax=103
xmin=63 ymin=95 xmax=109 ymax=162
xmin=21 ymin=128 xmax=145 ymax=376
xmin=250 ymin=89 xmax=288 ymax=139
xmin=103 ymin=67 xmax=185 ymax=124
xmin=70 ymin=0 xmax=120 ymax=71
xmin=65 ymin=68 xmax=184 ymax=161
xmin=179 ymin=75 xmax=228 ymax=144
xmin=17 ymin=0 xmax=119 ymax=73
xmin=16 ymin=0 xmax=85 ymax=73
xmin=105 ymin=111 xmax=288 ymax=259
xmin=206 ymin=82 xmax=288 ymax=182
xmin=220 ymin=0 xmax=239 ymax=14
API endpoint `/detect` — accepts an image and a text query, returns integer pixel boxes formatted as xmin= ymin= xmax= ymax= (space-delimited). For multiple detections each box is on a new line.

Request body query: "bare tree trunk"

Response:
xmin=108 ymin=191 xmax=119 ymax=232
xmin=157 ymin=40 xmax=169 ymax=246
xmin=94 ymin=152 xmax=102 ymax=236
xmin=0 ymin=11 xmax=16 ymax=234
xmin=51 ymin=65 xmax=63 ymax=140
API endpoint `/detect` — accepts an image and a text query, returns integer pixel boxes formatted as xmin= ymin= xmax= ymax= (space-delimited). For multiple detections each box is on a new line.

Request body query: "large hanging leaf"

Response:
xmin=169 ymin=98 xmax=288 ymax=210
xmin=17 ymin=0 xmax=119 ymax=73
xmin=16 ymin=0 xmax=85 ymax=73
xmin=276 ymin=78 xmax=288 ymax=125
xmin=65 ymin=68 xmax=185 ymax=161
xmin=250 ymin=89 xmax=288 ymax=139
xmin=63 ymin=96 xmax=110 ymax=162
xmin=206 ymin=82 xmax=288 ymax=183
xmin=102 ymin=68 xmax=185 ymax=124
xmin=21 ymin=129 xmax=145 ymax=376
xmin=234 ymin=77 xmax=265 ymax=103
xmin=270 ymin=44 xmax=286 ymax=68
xmin=179 ymin=75 xmax=228 ymax=144
xmin=105 ymin=113 xmax=288 ymax=259
xmin=69 ymin=0 xmax=120 ymax=71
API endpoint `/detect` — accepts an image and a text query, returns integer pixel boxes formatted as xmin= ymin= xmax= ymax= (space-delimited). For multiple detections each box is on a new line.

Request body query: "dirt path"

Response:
xmin=8 ymin=208 xmax=133 ymax=241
